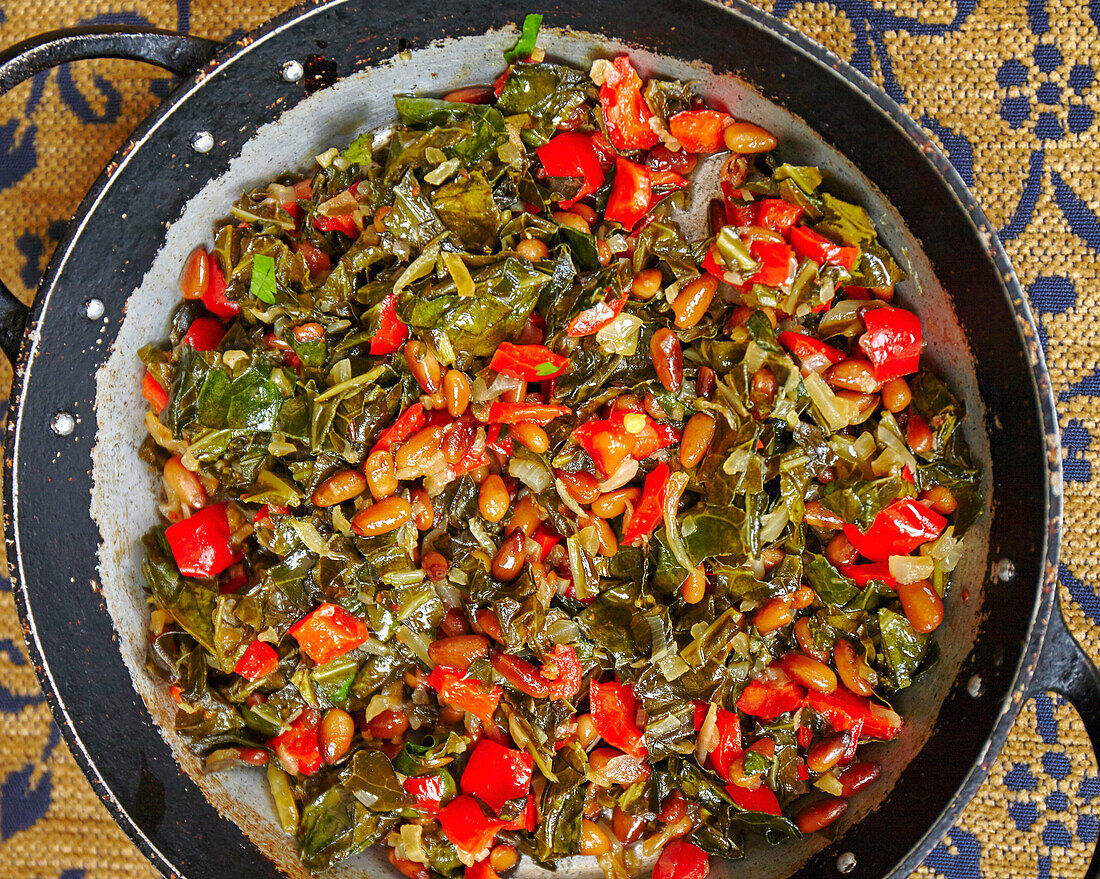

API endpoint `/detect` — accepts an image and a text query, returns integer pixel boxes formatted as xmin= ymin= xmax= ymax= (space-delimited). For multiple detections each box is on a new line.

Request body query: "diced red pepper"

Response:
xmin=790 ymin=225 xmax=859 ymax=271
xmin=289 ymin=603 xmax=370 ymax=665
xmin=536 ymin=132 xmax=606 ymax=209
xmin=668 ymin=109 xmax=730 ymax=154
xmin=858 ymin=306 xmax=922 ymax=382
xmin=485 ymin=424 xmax=514 ymax=456
xmin=620 ymin=462 xmax=671 ymax=545
xmin=654 ymin=422 xmax=682 ymax=448
xmin=839 ymin=562 xmax=898 ymax=588
xmin=370 ymin=291 xmax=410 ymax=355
xmin=805 ymin=686 xmax=902 ymax=741
xmin=747 ymin=239 xmax=793 ymax=288
xmin=777 ymin=331 xmax=845 ymax=374
xmin=530 ymin=523 xmax=562 ymax=561
xmin=164 ymin=502 xmax=240 ymax=579
xmin=371 ymin=403 xmax=426 ymax=455
xmin=653 ymin=838 xmax=710 ymax=879
xmin=755 ymin=199 xmax=804 ymax=234
xmin=202 ymin=264 xmax=239 ymax=319
xmin=268 ymin=711 xmax=322 ymax=776
xmin=693 ymin=702 xmax=743 ymax=781
xmin=296 ymin=241 xmax=331 ymax=277
xmin=403 ymin=773 xmax=449 ymax=813
xmin=572 ymin=417 xmax=635 ymax=478
xmin=181 ymin=316 xmax=226 ymax=352
xmin=439 ymin=795 xmax=506 ymax=856
xmin=543 ymin=643 xmax=582 ymax=700
xmin=841 ymin=719 xmax=863 ymax=764
xmin=727 ymin=202 xmax=758 ymax=227
xmin=490 ymin=342 xmax=570 ymax=380
xmin=796 ymin=760 xmax=810 ymax=781
xmin=605 ymin=157 xmax=653 ymax=232
xmin=460 ymin=740 xmax=534 ymax=813
xmin=736 ymin=677 xmax=806 ymax=720
xmin=427 ymin=666 xmax=502 ymax=728
xmin=220 ymin=562 xmax=248 ymax=595
xmin=253 ymin=503 xmax=289 ymax=525
xmin=648 ymin=169 xmax=689 ymax=191
xmin=725 ymin=782 xmax=782 ymax=815
xmin=598 ymin=56 xmax=659 ymax=151
xmin=589 ymin=678 xmax=647 ymax=758
xmin=845 ymin=285 xmax=873 ymax=301
xmin=566 ymin=287 xmax=629 ymax=337
xmin=797 ymin=725 xmax=813 ymax=750
xmin=501 ymin=794 xmax=537 ymax=831
xmin=234 ymin=640 xmax=279 ymax=681
xmin=702 ymin=244 xmax=728 ymax=281
xmin=143 ymin=371 xmax=169 ymax=413
xmin=485 ymin=401 xmax=569 ymax=426
xmin=312 ymin=213 xmax=359 ymax=236
xmin=841 ymin=497 xmax=946 ymax=562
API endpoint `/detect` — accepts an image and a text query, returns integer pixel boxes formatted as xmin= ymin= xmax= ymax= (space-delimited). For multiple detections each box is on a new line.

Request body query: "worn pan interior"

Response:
xmin=9 ymin=1 xmax=1053 ymax=878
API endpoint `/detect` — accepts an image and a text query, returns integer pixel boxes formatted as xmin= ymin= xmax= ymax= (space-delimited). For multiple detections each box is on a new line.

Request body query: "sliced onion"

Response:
xmin=471 ymin=370 xmax=523 ymax=403
xmin=695 ymin=702 xmax=720 ymax=765
xmin=888 ymin=554 xmax=935 ymax=584
xmin=598 ymin=457 xmax=639 ymax=492
xmin=509 ymin=455 xmax=552 ymax=494
xmin=663 ymin=470 xmax=694 ymax=571
xmin=596 ymin=313 xmax=644 ymax=356
xmin=468 ymin=517 xmax=497 ymax=555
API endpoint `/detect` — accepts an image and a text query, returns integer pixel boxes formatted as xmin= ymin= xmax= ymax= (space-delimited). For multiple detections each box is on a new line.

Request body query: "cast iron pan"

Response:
xmin=0 ymin=0 xmax=1094 ymax=876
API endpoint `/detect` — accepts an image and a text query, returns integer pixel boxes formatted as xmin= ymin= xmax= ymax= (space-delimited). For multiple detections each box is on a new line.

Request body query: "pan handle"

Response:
xmin=1028 ymin=590 xmax=1100 ymax=878
xmin=0 ymin=26 xmax=223 ymax=364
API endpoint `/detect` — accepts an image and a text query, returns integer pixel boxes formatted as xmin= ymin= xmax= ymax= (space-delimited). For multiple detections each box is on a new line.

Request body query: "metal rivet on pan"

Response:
xmin=837 ymin=852 xmax=857 ymax=874
xmin=995 ymin=558 xmax=1016 ymax=582
xmin=190 ymin=130 xmax=214 ymax=154
xmin=51 ymin=411 xmax=75 ymax=436
xmin=84 ymin=298 xmax=105 ymax=320
xmin=967 ymin=674 xmax=984 ymax=698
xmin=281 ymin=59 xmax=304 ymax=82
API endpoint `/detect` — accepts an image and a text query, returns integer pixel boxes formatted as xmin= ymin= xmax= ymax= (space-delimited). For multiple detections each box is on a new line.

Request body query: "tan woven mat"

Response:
xmin=0 ymin=0 xmax=1096 ymax=876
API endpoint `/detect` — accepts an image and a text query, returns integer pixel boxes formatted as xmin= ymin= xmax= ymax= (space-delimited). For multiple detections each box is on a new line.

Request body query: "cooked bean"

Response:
xmin=351 ymin=497 xmax=412 ymax=536
xmin=725 ymin=754 xmax=762 ymax=790
xmin=292 ymin=322 xmax=325 ymax=343
xmin=590 ymin=747 xmax=652 ymax=785
xmin=395 ymin=425 xmax=444 ymax=471
xmin=794 ymin=617 xmax=829 ymax=664
xmin=234 ymin=747 xmax=270 ymax=766
xmin=588 ymin=515 xmax=619 ymax=557
xmin=907 ymin=413 xmax=933 ymax=454
xmin=754 ymin=597 xmax=792 ymax=634
xmin=428 ymin=634 xmax=489 ymax=669
xmin=492 ymin=530 xmax=526 ymax=581
xmin=806 ymin=732 xmax=851 ymax=774
xmin=650 ymin=328 xmax=684 ymax=392
xmin=672 ymin=275 xmax=719 ymax=328
xmin=507 ymin=496 xmax=544 ymax=536
xmin=490 ymin=845 xmax=519 ymax=872
xmin=658 ymin=790 xmax=689 ymax=824
xmin=365 ymin=450 xmax=398 ymax=499
xmin=512 ymin=421 xmax=549 ymax=453
xmin=708 ymin=198 xmax=727 ymax=236
xmin=479 ymin=474 xmax=510 ymax=523
xmin=501 ymin=378 xmax=527 ymax=403
xmin=804 ymin=500 xmax=845 ymax=529
xmin=785 ymin=653 xmax=837 ymax=694
xmin=881 ymin=377 xmax=911 ymax=413
xmin=896 ymin=578 xmax=944 ymax=633
xmin=516 ymin=237 xmax=550 ymax=261
xmin=592 ymin=486 xmax=641 ymax=519
xmin=444 ymin=85 xmax=493 ymax=103
xmin=576 ymin=713 xmax=600 ymax=749
xmin=476 ymin=608 xmax=505 ymax=643
xmin=921 ymin=485 xmax=958 ymax=515
xmin=751 ymin=367 xmax=777 ymax=405
xmin=557 ymin=470 xmax=600 ymax=505
xmin=826 ymin=359 xmax=880 ymax=394
xmin=553 ymin=211 xmax=591 ymax=234
xmin=677 ymin=413 xmax=716 ymax=468
xmin=631 ymin=268 xmax=664 ymax=300
xmin=723 ymin=121 xmax=778 ymax=154
xmin=681 ymin=565 xmax=707 ymax=604
xmin=439 ymin=607 xmax=469 ymax=636
xmin=163 ymin=455 xmax=206 ymax=508
xmin=834 ymin=638 xmax=876 ymax=696
xmin=835 ymin=389 xmax=878 ymax=423
xmin=492 ymin=652 xmax=549 ymax=697
xmin=612 ymin=805 xmax=647 ymax=845
xmin=747 ymin=737 xmax=775 ymax=760
xmin=580 ymin=820 xmax=611 ymax=857
xmin=571 ymin=203 xmax=598 ymax=225
xmin=696 ymin=365 xmax=717 ymax=400
xmin=825 ymin=532 xmax=859 ymax=567
xmin=179 ymin=247 xmax=210 ymax=300
xmin=403 ymin=341 xmax=442 ymax=394
xmin=442 ymin=418 xmax=475 ymax=464
xmin=837 ymin=762 xmax=880 ymax=797
xmin=596 ymin=239 xmax=613 ymax=266
xmin=443 ymin=370 xmax=471 ymax=417
xmin=410 ymin=488 xmax=434 ymax=530
xmin=367 ymin=708 xmax=410 ymax=740
xmin=790 ymin=585 xmax=816 ymax=609
xmin=795 ymin=797 xmax=848 ymax=833
xmin=312 ymin=469 xmax=367 ymax=507
xmin=320 ymin=708 xmax=355 ymax=764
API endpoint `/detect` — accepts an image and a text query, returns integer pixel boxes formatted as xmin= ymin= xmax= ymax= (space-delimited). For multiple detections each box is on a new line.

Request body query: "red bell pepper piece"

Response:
xmin=804 ymin=687 xmax=902 ymax=741
xmin=620 ymin=462 xmax=671 ymax=545
xmin=181 ymin=316 xmax=226 ymax=352
xmin=858 ymin=306 xmax=922 ymax=382
xmin=485 ymin=401 xmax=569 ymax=426
xmin=489 ymin=342 xmax=570 ymax=380
xmin=725 ymin=782 xmax=782 ymax=815
xmin=598 ymin=56 xmax=659 ymax=151
xmin=736 ymin=677 xmax=806 ymax=720
xmin=840 ymin=498 xmax=946 ymax=562
xmin=371 ymin=403 xmax=426 ymax=455
xmin=439 ymin=795 xmax=506 ymax=856
xmin=755 ymin=199 xmax=804 ymax=234
xmin=653 ymin=839 xmax=710 ymax=879
xmin=777 ymin=331 xmax=845 ymax=374
xmin=530 ymin=523 xmax=562 ymax=561
xmin=312 ymin=213 xmax=359 ymax=236
xmin=501 ymin=794 xmax=537 ymax=831
xmin=543 ymin=643 xmax=582 ymax=700
xmin=654 ymin=422 xmax=682 ymax=448
xmin=403 ymin=773 xmax=450 ymax=813
xmin=589 ymin=678 xmax=647 ymax=758
xmin=605 ymin=157 xmax=653 ymax=232
xmin=234 ymin=640 xmax=279 ymax=681
xmin=572 ymin=417 xmax=635 ymax=478
xmin=702 ymin=244 xmax=729 ymax=281
xmin=142 ymin=371 xmax=169 ymax=413
xmin=427 ymin=666 xmax=502 ymax=728
xmin=289 ymin=603 xmax=370 ymax=665
xmin=747 ymin=239 xmax=793 ymax=288
xmin=269 ymin=710 xmax=322 ymax=776
xmin=668 ymin=109 xmax=730 ymax=154
xmin=648 ymin=169 xmax=689 ymax=191
xmin=693 ymin=702 xmax=743 ymax=781
xmin=727 ymin=202 xmax=757 ymax=227
xmin=165 ymin=502 xmax=240 ymax=579
xmin=536 ymin=132 xmax=606 ymax=208
xmin=790 ymin=225 xmax=859 ymax=271
xmin=460 ymin=740 xmax=534 ymax=813
xmin=202 ymin=264 xmax=239 ymax=319
xmin=485 ymin=423 xmax=513 ymax=456
xmin=253 ymin=503 xmax=289 ymax=525
xmin=369 ymin=291 xmax=410 ymax=355
xmin=797 ymin=725 xmax=813 ymax=750
xmin=566 ymin=287 xmax=630 ymax=337
xmin=839 ymin=562 xmax=898 ymax=588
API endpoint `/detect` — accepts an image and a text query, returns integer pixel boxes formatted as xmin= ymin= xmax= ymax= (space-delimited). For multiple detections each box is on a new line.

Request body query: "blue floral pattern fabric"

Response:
xmin=0 ymin=0 xmax=1097 ymax=875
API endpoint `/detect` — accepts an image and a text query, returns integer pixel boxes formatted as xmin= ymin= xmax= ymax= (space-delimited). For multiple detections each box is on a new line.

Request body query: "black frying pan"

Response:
xmin=0 ymin=1 xmax=1093 ymax=877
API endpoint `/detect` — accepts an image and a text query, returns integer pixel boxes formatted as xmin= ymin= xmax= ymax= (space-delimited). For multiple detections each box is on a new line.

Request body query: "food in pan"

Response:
xmin=137 ymin=16 xmax=981 ymax=877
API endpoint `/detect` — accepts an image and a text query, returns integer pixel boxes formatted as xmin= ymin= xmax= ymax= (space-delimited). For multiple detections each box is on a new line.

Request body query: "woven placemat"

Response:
xmin=0 ymin=0 xmax=1096 ymax=876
